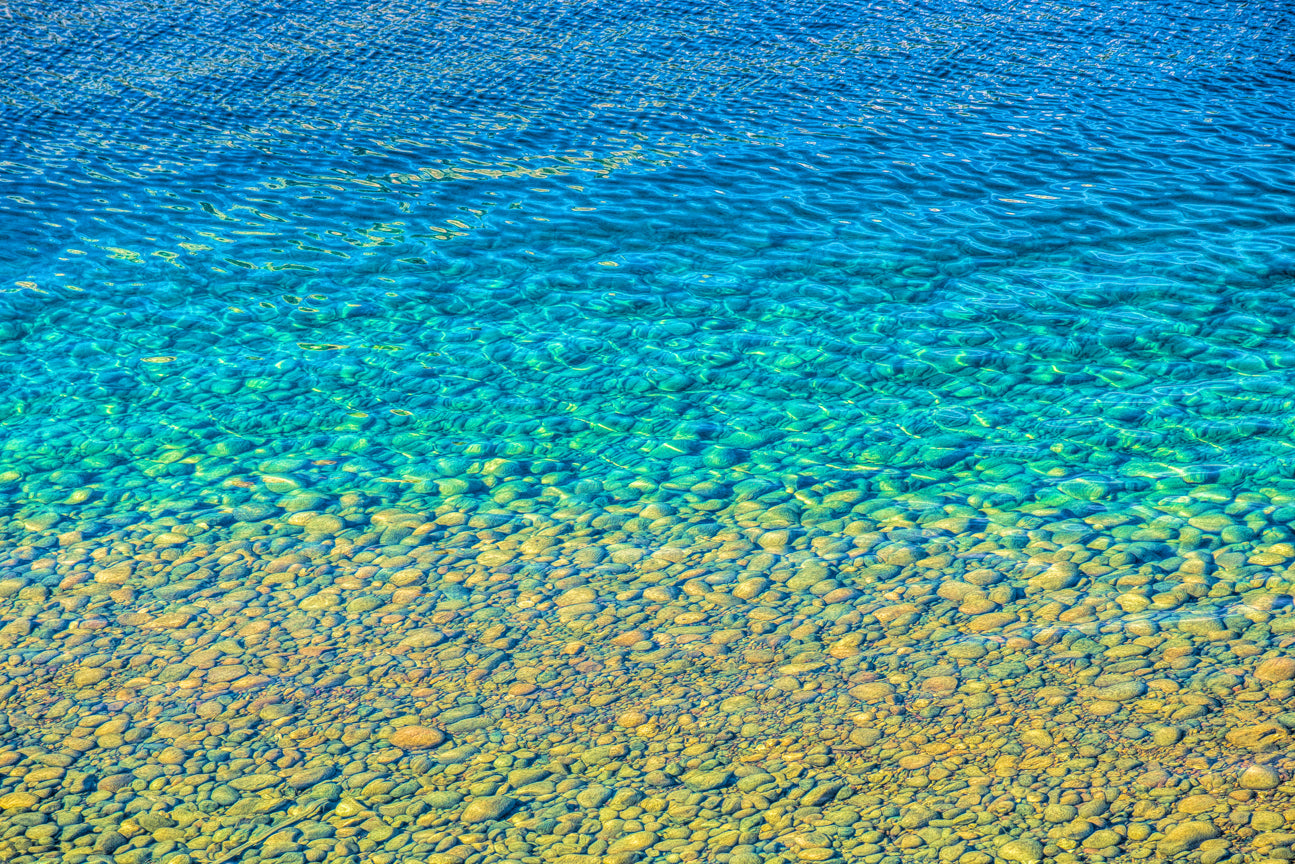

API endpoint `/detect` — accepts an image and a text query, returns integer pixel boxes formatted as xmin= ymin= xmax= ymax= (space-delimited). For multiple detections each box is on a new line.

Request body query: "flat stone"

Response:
xmin=0 ymin=792 xmax=37 ymax=810
xmin=1226 ymin=723 xmax=1289 ymax=751
xmin=1159 ymin=821 xmax=1220 ymax=853
xmin=681 ymin=770 xmax=733 ymax=791
xmin=398 ymin=628 xmax=446 ymax=648
xmin=608 ymin=831 xmax=658 ymax=854
xmin=1089 ymin=679 xmax=1146 ymax=702
xmin=1256 ymin=657 xmax=1295 ymax=682
xmin=230 ymin=773 xmax=281 ymax=791
xmin=390 ymin=726 xmax=446 ymax=749
xmin=507 ymin=767 xmax=550 ymax=788
xmin=287 ymin=765 xmax=338 ymax=790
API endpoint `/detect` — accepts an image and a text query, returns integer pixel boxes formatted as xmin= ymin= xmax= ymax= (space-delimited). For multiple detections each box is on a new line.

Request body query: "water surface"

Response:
xmin=2 ymin=1 xmax=1294 ymax=863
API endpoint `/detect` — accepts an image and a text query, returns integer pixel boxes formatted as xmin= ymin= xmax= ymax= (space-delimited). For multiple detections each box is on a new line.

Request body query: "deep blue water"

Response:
xmin=3 ymin=0 xmax=1294 ymax=517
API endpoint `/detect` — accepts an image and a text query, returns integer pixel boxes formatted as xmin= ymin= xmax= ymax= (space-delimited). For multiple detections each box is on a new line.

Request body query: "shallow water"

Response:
xmin=2 ymin=1 xmax=1295 ymax=863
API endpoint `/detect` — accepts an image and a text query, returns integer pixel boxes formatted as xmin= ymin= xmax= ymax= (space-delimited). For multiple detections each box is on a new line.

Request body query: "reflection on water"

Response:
xmin=2 ymin=0 xmax=1295 ymax=862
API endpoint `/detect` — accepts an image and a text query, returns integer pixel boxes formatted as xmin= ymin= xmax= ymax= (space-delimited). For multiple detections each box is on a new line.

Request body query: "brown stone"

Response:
xmin=1256 ymin=657 xmax=1295 ymax=683
xmin=390 ymin=725 xmax=446 ymax=749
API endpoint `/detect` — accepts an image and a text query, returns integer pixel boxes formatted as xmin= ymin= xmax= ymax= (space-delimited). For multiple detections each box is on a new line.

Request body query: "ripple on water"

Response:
xmin=1 ymin=0 xmax=1295 ymax=861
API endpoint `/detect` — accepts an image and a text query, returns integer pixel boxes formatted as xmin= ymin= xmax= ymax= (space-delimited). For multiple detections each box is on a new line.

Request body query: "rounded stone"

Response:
xmin=1084 ymin=829 xmax=1122 ymax=850
xmin=419 ymin=790 xmax=461 ymax=809
xmin=719 ymin=695 xmax=758 ymax=713
xmin=1044 ymin=804 xmax=1077 ymax=823
xmin=157 ymin=746 xmax=187 ymax=765
xmin=1256 ymin=656 xmax=1295 ymax=682
xmin=576 ymin=785 xmax=612 ymax=808
xmin=461 ymin=795 xmax=517 ymax=823
xmin=616 ymin=710 xmax=649 ymax=728
xmin=1239 ymin=764 xmax=1281 ymax=790
xmin=948 ymin=642 xmax=987 ymax=660
xmin=999 ymin=837 xmax=1044 ymax=863
xmin=390 ymin=726 xmax=446 ymax=749
xmin=849 ymin=682 xmax=894 ymax=701
xmin=1152 ymin=727 xmax=1183 ymax=746
xmin=73 ymin=668 xmax=109 ymax=687
xmin=1090 ymin=680 xmax=1146 ymax=702
xmin=1178 ymin=794 xmax=1218 ymax=814
xmin=95 ymin=831 xmax=130 ymax=854
xmin=303 ymin=514 xmax=345 ymax=534
xmin=287 ymin=766 xmax=338 ymax=790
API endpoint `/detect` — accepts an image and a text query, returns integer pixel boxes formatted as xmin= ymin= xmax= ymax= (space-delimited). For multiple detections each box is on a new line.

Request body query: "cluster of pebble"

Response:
xmin=0 ymin=451 xmax=1292 ymax=864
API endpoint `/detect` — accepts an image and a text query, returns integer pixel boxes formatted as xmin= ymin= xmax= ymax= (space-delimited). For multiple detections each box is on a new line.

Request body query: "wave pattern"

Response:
xmin=2 ymin=1 xmax=1295 ymax=864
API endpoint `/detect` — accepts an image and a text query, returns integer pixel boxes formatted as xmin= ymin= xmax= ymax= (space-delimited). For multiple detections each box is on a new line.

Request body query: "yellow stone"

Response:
xmin=608 ymin=831 xmax=658 ymax=854
xmin=965 ymin=612 xmax=1018 ymax=633
xmin=157 ymin=746 xmax=187 ymax=766
xmin=0 ymin=792 xmax=37 ymax=810
xmin=1177 ymin=795 xmax=1217 ymax=814
xmin=1256 ymin=657 xmax=1295 ymax=682
xmin=389 ymin=726 xmax=446 ymax=749
xmin=923 ymin=675 xmax=959 ymax=693
xmin=849 ymin=682 xmax=895 ymax=702
xmin=874 ymin=603 xmax=921 ymax=624
xmin=73 ymin=668 xmax=109 ymax=687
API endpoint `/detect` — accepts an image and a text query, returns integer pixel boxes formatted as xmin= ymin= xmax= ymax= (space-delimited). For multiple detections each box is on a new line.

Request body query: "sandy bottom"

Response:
xmin=0 ymin=480 xmax=1292 ymax=864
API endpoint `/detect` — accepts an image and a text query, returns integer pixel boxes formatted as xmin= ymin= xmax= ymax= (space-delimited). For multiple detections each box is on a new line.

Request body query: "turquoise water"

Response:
xmin=2 ymin=1 xmax=1295 ymax=863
